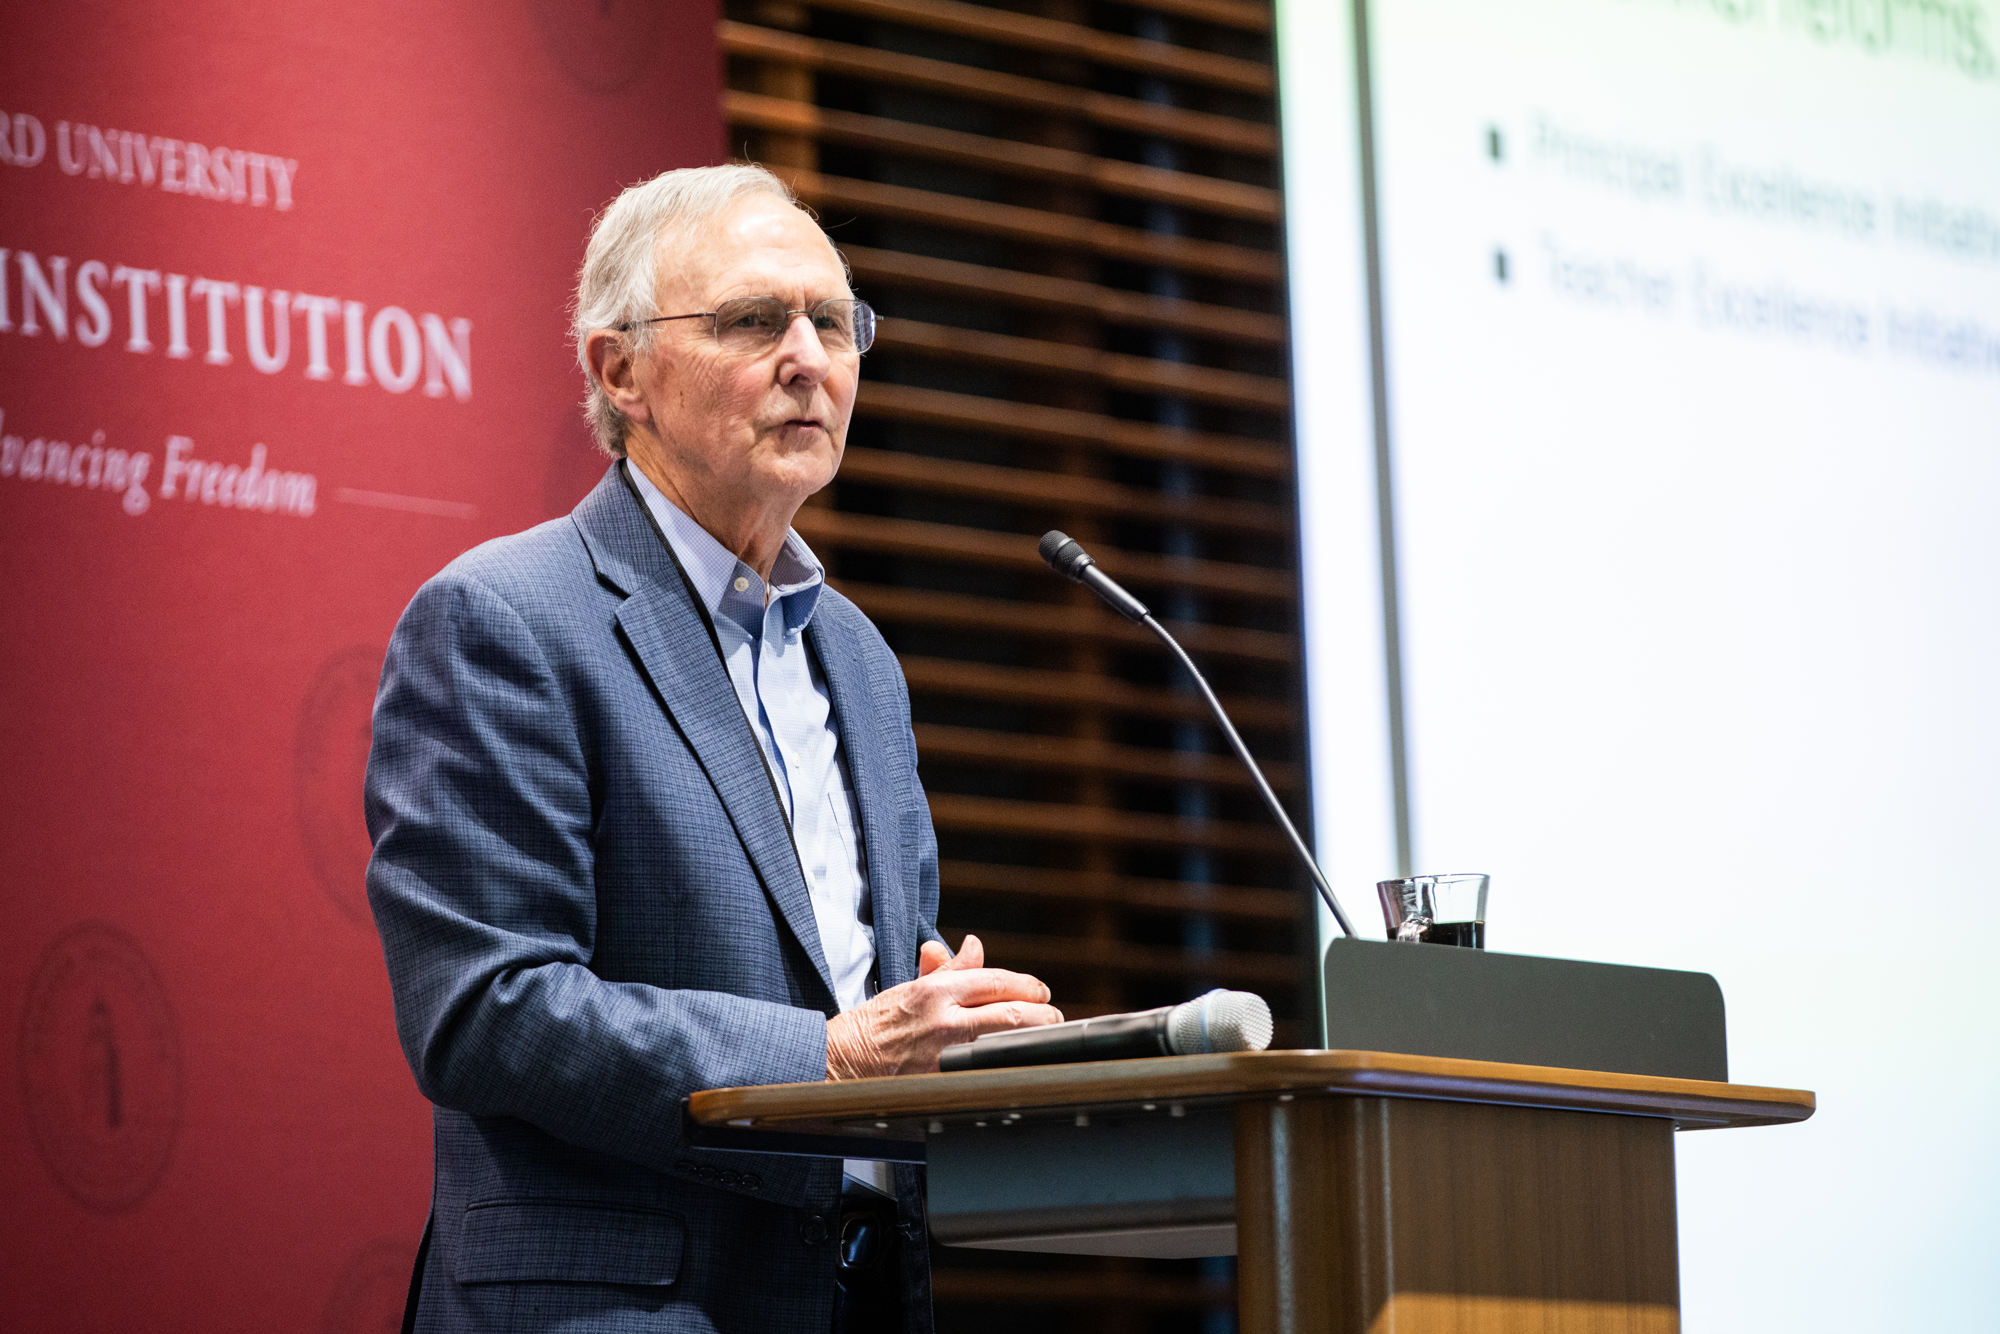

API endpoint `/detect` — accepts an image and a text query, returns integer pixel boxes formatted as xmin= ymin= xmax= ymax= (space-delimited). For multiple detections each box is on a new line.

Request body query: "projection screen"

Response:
xmin=1279 ymin=2 xmax=2000 ymax=1329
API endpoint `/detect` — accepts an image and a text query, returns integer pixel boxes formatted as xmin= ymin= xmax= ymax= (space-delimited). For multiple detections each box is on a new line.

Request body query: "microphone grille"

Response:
xmin=1168 ymin=990 xmax=1273 ymax=1056
xmin=1038 ymin=530 xmax=1091 ymax=580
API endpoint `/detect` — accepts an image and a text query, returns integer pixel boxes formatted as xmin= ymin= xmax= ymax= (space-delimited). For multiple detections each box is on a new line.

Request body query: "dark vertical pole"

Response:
xmin=1135 ymin=15 xmax=1220 ymax=998
xmin=1138 ymin=24 xmax=1229 ymax=1328
xmin=1349 ymin=0 xmax=1413 ymax=876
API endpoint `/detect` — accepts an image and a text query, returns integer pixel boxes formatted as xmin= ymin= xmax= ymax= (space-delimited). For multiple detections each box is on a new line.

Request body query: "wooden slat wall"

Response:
xmin=723 ymin=2 xmax=1296 ymax=1327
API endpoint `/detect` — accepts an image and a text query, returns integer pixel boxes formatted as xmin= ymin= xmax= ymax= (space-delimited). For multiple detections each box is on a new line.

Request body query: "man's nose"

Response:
xmin=777 ymin=311 xmax=833 ymax=383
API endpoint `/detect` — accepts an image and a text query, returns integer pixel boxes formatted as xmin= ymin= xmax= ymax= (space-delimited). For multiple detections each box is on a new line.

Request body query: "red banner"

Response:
xmin=0 ymin=2 xmax=719 ymax=1326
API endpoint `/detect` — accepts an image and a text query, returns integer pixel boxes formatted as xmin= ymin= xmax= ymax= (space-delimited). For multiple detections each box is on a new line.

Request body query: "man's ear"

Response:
xmin=586 ymin=328 xmax=651 ymax=428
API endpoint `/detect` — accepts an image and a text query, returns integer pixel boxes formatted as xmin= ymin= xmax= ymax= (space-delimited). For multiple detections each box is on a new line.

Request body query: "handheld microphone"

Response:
xmin=939 ymin=989 xmax=1273 ymax=1072
xmin=1037 ymin=531 xmax=1359 ymax=938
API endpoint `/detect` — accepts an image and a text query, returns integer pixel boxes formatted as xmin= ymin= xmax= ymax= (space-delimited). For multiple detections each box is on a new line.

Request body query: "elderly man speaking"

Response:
xmin=365 ymin=164 xmax=1063 ymax=1334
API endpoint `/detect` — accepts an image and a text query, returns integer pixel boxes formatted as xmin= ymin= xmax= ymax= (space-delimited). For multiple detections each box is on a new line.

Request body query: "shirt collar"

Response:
xmin=626 ymin=461 xmax=825 ymax=636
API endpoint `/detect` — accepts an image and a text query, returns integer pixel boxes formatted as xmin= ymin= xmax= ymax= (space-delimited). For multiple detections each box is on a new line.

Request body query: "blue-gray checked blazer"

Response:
xmin=365 ymin=464 xmax=940 ymax=1333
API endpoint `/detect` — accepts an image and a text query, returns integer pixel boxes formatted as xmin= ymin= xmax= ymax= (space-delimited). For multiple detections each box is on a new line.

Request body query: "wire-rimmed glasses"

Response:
xmin=620 ymin=296 xmax=876 ymax=354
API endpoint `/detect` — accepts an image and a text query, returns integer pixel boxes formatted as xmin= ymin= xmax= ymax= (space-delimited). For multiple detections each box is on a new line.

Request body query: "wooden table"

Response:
xmin=691 ymin=1049 xmax=1814 ymax=1333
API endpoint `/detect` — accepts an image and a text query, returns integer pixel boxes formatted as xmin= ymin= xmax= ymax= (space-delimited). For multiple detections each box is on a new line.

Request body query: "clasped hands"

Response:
xmin=825 ymin=933 xmax=1062 ymax=1080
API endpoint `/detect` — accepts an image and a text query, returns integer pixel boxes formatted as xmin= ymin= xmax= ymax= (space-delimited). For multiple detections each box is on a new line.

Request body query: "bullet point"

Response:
xmin=1494 ymin=249 xmax=1510 ymax=283
xmin=1487 ymin=125 xmax=1504 ymax=162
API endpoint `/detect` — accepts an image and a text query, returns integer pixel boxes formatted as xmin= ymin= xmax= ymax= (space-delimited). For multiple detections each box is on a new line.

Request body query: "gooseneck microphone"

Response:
xmin=1038 ymin=530 xmax=1152 ymax=623
xmin=1038 ymin=531 xmax=1359 ymax=939
xmin=940 ymin=989 xmax=1273 ymax=1072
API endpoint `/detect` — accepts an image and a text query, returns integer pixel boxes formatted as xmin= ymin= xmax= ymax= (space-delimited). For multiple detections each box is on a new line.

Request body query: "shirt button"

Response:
xmin=800 ymin=1215 xmax=829 ymax=1246
xmin=733 ymin=576 xmax=750 ymax=592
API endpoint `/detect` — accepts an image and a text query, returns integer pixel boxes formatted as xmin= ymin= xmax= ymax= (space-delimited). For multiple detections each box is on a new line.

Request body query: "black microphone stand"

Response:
xmin=1038 ymin=531 xmax=1359 ymax=938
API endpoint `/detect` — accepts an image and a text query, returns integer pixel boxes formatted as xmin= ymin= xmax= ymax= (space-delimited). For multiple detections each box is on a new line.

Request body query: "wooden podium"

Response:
xmin=690 ymin=1050 xmax=1814 ymax=1333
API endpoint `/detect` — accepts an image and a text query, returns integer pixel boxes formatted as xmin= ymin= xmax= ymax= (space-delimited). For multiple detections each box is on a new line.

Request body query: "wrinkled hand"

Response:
xmin=825 ymin=933 xmax=1063 ymax=1079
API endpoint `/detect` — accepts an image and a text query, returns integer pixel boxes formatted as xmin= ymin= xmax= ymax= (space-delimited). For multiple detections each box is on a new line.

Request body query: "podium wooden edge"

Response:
xmin=688 ymin=1047 xmax=1814 ymax=1135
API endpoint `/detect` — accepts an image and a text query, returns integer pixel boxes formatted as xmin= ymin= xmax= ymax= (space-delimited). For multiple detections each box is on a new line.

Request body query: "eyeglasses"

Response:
xmin=620 ymin=296 xmax=876 ymax=354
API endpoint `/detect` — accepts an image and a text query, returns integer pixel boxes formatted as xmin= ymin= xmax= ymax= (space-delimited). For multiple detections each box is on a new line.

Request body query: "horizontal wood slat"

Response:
xmin=841 ymin=244 xmax=1285 ymax=345
xmin=831 ymin=581 xmax=1298 ymax=665
xmin=914 ymin=721 xmax=1297 ymax=790
xmin=805 ymin=0 xmax=1275 ymax=94
xmin=790 ymin=507 xmax=1295 ymax=600
xmin=728 ymin=92 xmax=1278 ymax=222
xmin=722 ymin=23 xmax=1275 ymax=156
xmin=898 ymin=655 xmax=1294 ymax=728
xmin=874 ymin=316 xmax=1288 ymax=411
xmin=835 ymin=447 xmax=1290 ymax=536
xmin=1126 ymin=0 xmax=1274 ymax=33
xmin=931 ymin=792 xmax=1286 ymax=854
xmin=791 ymin=170 xmax=1284 ymax=283
xmin=851 ymin=380 xmax=1291 ymax=477
xmin=948 ymin=926 xmax=1302 ymax=986
xmin=938 ymin=859 xmax=1302 ymax=923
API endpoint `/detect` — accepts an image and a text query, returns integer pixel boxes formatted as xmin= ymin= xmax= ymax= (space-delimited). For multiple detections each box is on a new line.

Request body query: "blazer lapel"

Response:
xmin=811 ymin=607 xmax=915 ymax=991
xmin=571 ymin=468 xmax=837 ymax=1006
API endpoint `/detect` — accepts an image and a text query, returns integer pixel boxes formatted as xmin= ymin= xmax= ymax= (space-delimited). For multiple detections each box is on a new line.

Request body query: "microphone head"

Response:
xmin=1038 ymin=530 xmax=1094 ymax=582
xmin=1168 ymin=990 xmax=1274 ymax=1056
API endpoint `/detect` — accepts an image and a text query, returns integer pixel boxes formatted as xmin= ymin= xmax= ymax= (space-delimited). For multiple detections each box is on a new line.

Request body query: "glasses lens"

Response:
xmin=808 ymin=300 xmax=875 ymax=354
xmin=809 ymin=301 xmax=854 ymax=349
xmin=713 ymin=297 xmax=789 ymax=345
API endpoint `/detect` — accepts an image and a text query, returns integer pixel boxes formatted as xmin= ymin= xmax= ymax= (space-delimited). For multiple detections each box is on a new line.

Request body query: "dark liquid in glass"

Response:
xmin=1389 ymin=921 xmax=1485 ymax=948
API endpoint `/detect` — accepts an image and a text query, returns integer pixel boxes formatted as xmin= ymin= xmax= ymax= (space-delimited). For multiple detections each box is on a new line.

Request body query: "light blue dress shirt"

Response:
xmin=627 ymin=465 xmax=890 ymax=1194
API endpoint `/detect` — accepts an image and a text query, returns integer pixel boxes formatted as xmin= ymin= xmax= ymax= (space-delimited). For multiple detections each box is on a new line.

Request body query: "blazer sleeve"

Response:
xmin=363 ymin=571 xmax=828 ymax=1175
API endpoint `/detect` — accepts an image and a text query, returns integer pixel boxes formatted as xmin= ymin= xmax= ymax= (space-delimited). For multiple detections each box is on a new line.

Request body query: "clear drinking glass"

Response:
xmin=1376 ymin=873 xmax=1490 ymax=948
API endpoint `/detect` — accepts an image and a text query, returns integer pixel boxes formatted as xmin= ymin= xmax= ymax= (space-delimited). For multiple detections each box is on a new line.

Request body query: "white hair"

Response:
xmin=571 ymin=163 xmax=807 ymax=457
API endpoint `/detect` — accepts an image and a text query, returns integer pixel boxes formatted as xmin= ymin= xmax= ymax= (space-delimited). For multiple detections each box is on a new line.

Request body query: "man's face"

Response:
xmin=625 ymin=193 xmax=857 ymax=534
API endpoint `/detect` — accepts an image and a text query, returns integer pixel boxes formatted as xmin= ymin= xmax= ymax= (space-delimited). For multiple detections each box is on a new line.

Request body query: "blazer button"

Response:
xmin=800 ymin=1215 xmax=829 ymax=1246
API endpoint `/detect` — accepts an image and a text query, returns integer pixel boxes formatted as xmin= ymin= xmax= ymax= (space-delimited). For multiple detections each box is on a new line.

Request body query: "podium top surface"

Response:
xmin=688 ymin=1049 xmax=1814 ymax=1142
